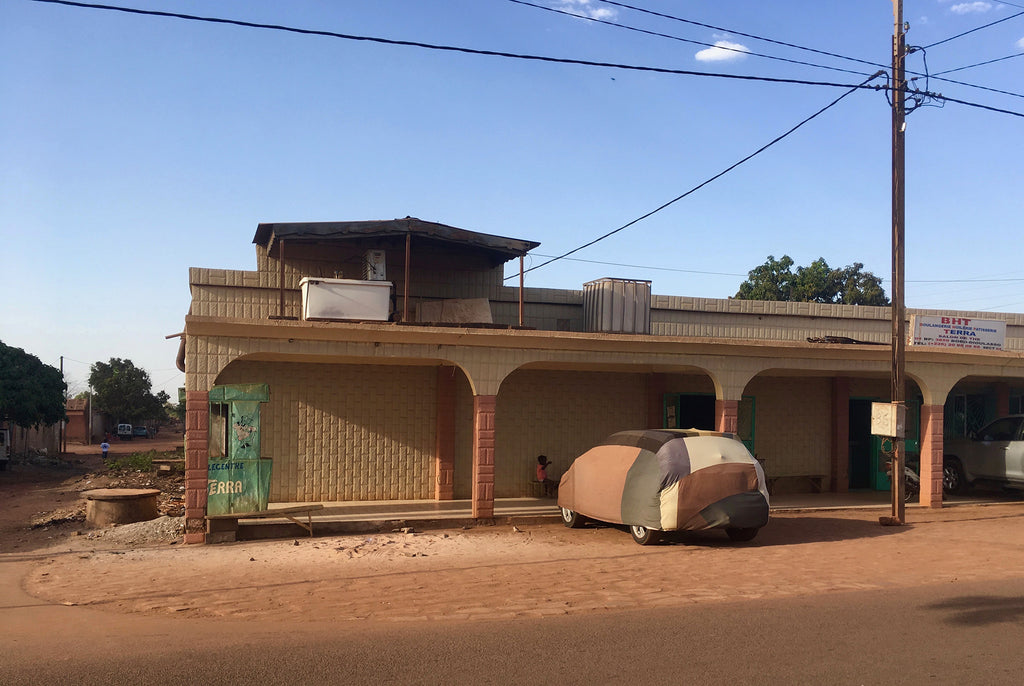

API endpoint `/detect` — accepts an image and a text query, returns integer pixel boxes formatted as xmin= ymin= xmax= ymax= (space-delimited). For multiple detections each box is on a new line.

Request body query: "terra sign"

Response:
xmin=910 ymin=315 xmax=1006 ymax=351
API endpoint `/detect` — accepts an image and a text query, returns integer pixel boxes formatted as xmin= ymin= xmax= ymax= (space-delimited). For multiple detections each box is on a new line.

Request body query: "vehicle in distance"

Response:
xmin=557 ymin=428 xmax=770 ymax=545
xmin=116 ymin=424 xmax=133 ymax=440
xmin=132 ymin=426 xmax=149 ymax=439
xmin=943 ymin=415 xmax=1024 ymax=494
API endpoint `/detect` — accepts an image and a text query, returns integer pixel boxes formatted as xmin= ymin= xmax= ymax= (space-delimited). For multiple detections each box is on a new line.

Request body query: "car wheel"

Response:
xmin=943 ymin=457 xmax=968 ymax=495
xmin=560 ymin=507 xmax=585 ymax=529
xmin=629 ymin=524 xmax=660 ymax=545
xmin=725 ymin=527 xmax=759 ymax=542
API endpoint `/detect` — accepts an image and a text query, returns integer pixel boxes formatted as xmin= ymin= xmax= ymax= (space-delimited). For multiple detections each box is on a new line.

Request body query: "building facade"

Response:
xmin=179 ymin=219 xmax=1024 ymax=543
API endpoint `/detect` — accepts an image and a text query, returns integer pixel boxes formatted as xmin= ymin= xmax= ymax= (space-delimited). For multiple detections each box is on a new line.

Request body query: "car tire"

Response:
xmin=629 ymin=524 xmax=660 ymax=545
xmin=560 ymin=507 xmax=585 ymax=529
xmin=725 ymin=527 xmax=759 ymax=542
xmin=943 ymin=457 xmax=968 ymax=495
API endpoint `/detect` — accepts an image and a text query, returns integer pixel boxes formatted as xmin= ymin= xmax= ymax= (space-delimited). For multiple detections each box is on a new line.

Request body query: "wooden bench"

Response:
xmin=205 ymin=504 xmax=324 ymax=543
xmin=765 ymin=474 xmax=827 ymax=495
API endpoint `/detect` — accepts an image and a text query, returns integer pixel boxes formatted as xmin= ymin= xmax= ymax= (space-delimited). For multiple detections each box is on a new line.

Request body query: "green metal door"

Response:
xmin=207 ymin=384 xmax=272 ymax=515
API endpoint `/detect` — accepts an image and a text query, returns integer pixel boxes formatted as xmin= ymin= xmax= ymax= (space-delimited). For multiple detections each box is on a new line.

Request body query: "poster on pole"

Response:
xmin=910 ymin=315 xmax=1005 ymax=351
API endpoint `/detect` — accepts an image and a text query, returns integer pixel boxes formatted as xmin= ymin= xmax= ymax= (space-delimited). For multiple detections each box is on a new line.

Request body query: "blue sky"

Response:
xmin=2 ymin=0 xmax=1022 ymax=397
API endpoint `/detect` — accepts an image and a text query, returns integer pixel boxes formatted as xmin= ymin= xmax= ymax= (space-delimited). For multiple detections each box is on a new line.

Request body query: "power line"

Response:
xmin=28 ymin=0 xmax=891 ymax=93
xmin=932 ymin=51 xmax=1024 ymax=77
xmin=923 ymin=9 xmax=1024 ymax=50
xmin=506 ymin=0 xmax=874 ymax=78
xmin=591 ymin=0 xmax=889 ymax=72
xmin=522 ymin=254 xmax=747 ymax=278
xmin=511 ymin=72 xmax=886 ymax=278
xmin=31 ymin=1 xmax=1023 ymax=114
xmin=589 ymin=1 xmax=1024 ymax=101
xmin=523 ymin=255 xmax=1024 ymax=286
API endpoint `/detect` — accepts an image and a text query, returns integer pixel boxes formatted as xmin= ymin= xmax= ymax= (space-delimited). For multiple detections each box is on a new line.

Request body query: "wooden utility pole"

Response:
xmin=889 ymin=0 xmax=907 ymax=524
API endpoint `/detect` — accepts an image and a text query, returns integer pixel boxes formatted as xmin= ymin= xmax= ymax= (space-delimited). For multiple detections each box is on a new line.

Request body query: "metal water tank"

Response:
xmin=583 ymin=278 xmax=651 ymax=334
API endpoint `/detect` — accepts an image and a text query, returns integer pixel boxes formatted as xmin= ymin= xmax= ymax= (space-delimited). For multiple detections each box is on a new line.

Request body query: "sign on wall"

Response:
xmin=910 ymin=315 xmax=1006 ymax=351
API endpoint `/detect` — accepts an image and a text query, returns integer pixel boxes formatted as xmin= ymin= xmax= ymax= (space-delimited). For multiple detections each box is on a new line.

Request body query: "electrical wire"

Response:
xmin=514 ymin=1 xmax=1024 ymax=103
xmin=932 ymin=51 xmax=1024 ymax=77
xmin=31 ymin=1 xmax=1024 ymax=111
xmin=591 ymin=1 xmax=1024 ymax=100
xmin=27 ymin=0 xmax=890 ymax=93
xmin=506 ymin=0 xmax=874 ymax=78
xmin=510 ymin=71 xmax=886 ymax=278
xmin=590 ymin=0 xmax=890 ymax=72
xmin=922 ymin=9 xmax=1024 ymax=50
xmin=523 ymin=254 xmax=747 ymax=278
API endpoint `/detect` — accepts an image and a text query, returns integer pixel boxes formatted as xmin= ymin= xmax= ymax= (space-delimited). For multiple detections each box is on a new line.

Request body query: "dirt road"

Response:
xmin=4 ymin=444 xmax=1024 ymax=625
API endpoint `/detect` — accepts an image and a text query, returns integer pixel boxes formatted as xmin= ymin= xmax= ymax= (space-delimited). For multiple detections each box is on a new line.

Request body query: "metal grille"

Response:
xmin=945 ymin=394 xmax=988 ymax=438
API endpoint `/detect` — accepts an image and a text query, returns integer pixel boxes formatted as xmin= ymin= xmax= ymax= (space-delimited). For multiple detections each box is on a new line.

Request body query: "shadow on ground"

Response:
xmin=588 ymin=514 xmax=904 ymax=548
xmin=925 ymin=595 xmax=1024 ymax=626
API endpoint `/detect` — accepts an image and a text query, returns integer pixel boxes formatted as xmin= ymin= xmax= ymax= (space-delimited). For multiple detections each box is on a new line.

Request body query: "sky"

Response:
xmin=2 ymin=0 xmax=1023 ymax=398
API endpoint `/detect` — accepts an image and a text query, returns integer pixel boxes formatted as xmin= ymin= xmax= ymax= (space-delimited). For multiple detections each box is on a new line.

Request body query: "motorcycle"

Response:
xmin=886 ymin=459 xmax=920 ymax=503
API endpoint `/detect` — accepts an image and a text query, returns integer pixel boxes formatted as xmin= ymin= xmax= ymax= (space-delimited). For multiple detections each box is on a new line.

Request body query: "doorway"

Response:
xmin=664 ymin=393 xmax=716 ymax=431
xmin=848 ymin=398 xmax=875 ymax=490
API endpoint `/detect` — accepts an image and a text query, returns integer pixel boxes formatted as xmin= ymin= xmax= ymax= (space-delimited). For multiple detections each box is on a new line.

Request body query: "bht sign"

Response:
xmin=911 ymin=315 xmax=1005 ymax=351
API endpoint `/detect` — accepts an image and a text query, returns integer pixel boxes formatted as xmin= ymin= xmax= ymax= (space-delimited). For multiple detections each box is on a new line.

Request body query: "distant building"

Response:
xmin=177 ymin=218 xmax=1024 ymax=543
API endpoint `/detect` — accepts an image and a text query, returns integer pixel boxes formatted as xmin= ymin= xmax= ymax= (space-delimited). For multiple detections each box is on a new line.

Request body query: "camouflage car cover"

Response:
xmin=558 ymin=429 xmax=769 ymax=532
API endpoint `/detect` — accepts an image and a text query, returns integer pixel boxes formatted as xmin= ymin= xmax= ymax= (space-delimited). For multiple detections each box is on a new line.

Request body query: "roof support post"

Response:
xmin=278 ymin=238 xmax=286 ymax=319
xmin=403 ymin=232 xmax=411 ymax=323
xmin=518 ymin=255 xmax=524 ymax=327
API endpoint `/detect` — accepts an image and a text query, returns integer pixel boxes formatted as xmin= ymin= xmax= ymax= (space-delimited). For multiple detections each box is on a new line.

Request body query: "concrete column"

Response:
xmin=472 ymin=394 xmax=496 ymax=519
xmin=920 ymin=404 xmax=944 ymax=508
xmin=434 ymin=367 xmax=456 ymax=500
xmin=647 ymin=373 xmax=667 ymax=429
xmin=184 ymin=390 xmax=210 ymax=544
xmin=716 ymin=399 xmax=739 ymax=434
xmin=830 ymin=377 xmax=850 ymax=493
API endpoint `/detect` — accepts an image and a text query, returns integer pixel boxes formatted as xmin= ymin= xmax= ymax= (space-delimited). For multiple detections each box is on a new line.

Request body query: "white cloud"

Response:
xmin=695 ymin=40 xmax=751 ymax=63
xmin=553 ymin=1 xmax=617 ymax=21
xmin=1017 ymin=36 xmax=1024 ymax=50
xmin=950 ymin=2 xmax=992 ymax=14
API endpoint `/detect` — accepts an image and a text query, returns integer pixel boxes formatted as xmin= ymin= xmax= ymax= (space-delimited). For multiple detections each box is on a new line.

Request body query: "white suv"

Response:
xmin=943 ymin=415 xmax=1024 ymax=494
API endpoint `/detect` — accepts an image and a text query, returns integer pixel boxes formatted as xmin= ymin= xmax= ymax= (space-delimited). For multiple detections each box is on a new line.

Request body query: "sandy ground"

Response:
xmin=14 ymin=503 xmax=1024 ymax=624
xmin=5 ymin=439 xmax=1024 ymax=625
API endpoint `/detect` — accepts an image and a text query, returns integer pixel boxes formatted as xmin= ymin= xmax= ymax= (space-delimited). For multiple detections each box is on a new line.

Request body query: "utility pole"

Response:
xmin=59 ymin=355 xmax=66 ymax=455
xmin=889 ymin=0 xmax=907 ymax=524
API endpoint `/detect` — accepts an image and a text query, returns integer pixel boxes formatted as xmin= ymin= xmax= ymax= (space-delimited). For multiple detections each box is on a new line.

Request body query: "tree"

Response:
xmin=735 ymin=255 xmax=889 ymax=306
xmin=0 ymin=340 xmax=67 ymax=428
xmin=88 ymin=358 xmax=168 ymax=425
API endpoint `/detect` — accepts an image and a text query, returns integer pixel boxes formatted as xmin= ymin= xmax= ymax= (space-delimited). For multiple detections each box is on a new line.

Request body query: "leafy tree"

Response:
xmin=734 ymin=255 xmax=795 ymax=301
xmin=735 ymin=255 xmax=889 ymax=306
xmin=88 ymin=358 xmax=168 ymax=425
xmin=0 ymin=341 xmax=67 ymax=428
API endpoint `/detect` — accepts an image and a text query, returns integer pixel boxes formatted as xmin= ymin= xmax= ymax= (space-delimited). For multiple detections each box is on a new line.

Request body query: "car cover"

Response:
xmin=558 ymin=429 xmax=769 ymax=532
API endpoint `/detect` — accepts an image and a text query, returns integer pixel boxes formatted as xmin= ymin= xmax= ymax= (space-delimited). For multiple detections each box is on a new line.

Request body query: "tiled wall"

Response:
xmin=217 ymin=360 xmax=437 ymax=501
xmin=493 ymin=369 xmax=647 ymax=497
xmin=745 ymin=376 xmax=833 ymax=477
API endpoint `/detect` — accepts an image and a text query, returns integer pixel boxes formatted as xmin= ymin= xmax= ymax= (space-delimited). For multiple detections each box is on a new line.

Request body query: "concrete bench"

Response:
xmin=82 ymin=488 xmax=161 ymax=527
xmin=205 ymin=504 xmax=324 ymax=543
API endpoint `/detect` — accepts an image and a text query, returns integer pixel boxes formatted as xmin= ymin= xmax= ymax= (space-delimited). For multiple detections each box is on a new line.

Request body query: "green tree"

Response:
xmin=0 ymin=341 xmax=67 ymax=428
xmin=88 ymin=358 xmax=168 ymax=425
xmin=734 ymin=255 xmax=795 ymax=301
xmin=735 ymin=255 xmax=889 ymax=306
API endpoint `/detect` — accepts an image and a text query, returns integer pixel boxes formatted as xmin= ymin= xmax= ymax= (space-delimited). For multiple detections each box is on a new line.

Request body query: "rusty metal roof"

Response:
xmin=253 ymin=217 xmax=539 ymax=263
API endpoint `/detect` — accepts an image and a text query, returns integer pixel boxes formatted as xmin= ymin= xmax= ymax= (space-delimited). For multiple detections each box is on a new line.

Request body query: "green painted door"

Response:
xmin=207 ymin=385 xmax=272 ymax=515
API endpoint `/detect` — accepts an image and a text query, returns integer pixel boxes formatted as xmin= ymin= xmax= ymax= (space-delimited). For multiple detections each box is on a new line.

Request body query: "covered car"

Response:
xmin=557 ymin=429 xmax=769 ymax=544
